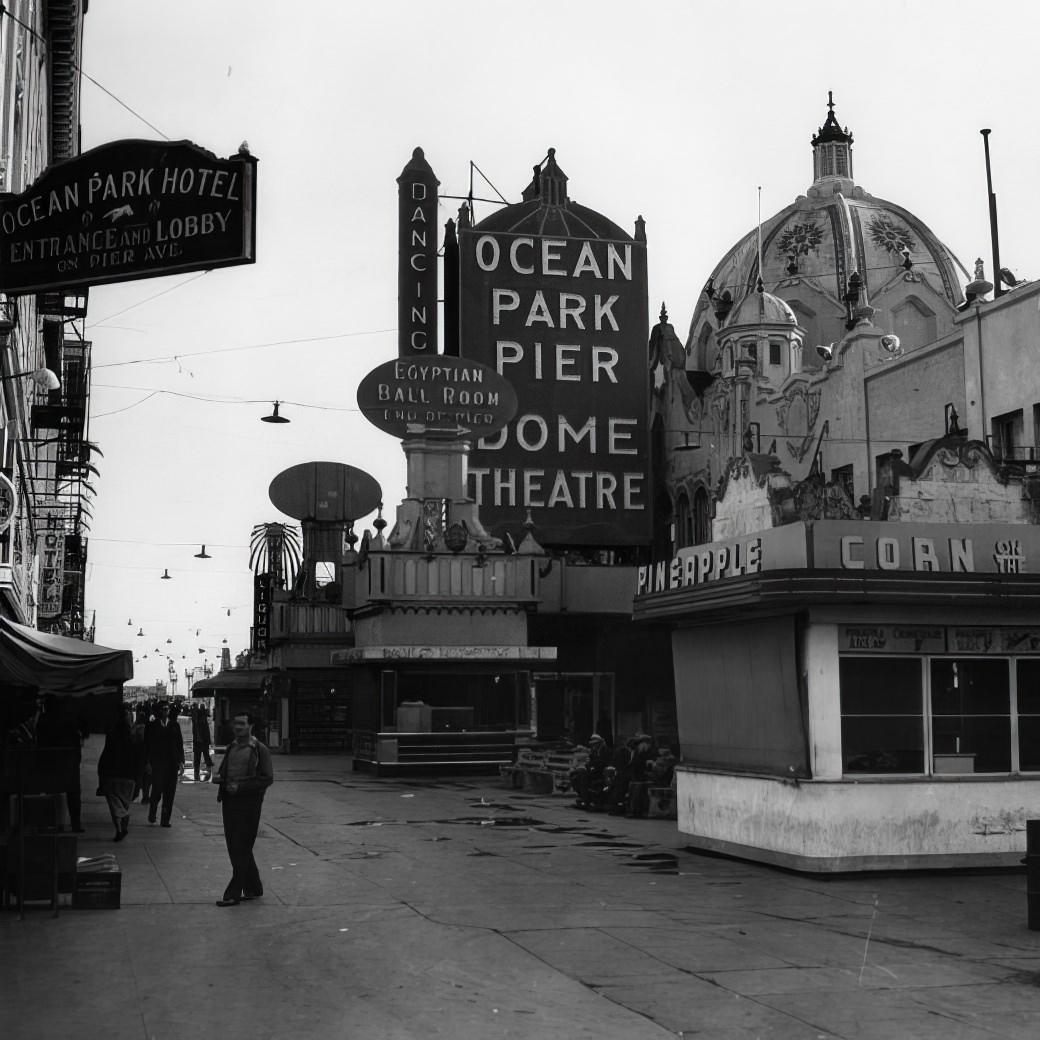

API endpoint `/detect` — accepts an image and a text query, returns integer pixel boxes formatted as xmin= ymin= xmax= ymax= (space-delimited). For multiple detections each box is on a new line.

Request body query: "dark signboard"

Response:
xmin=397 ymin=148 xmax=439 ymax=357
xmin=253 ymin=572 xmax=272 ymax=655
xmin=31 ymin=404 xmax=85 ymax=433
xmin=459 ymin=221 xmax=650 ymax=546
xmin=268 ymin=462 xmax=382 ymax=522
xmin=808 ymin=520 xmax=1040 ymax=574
xmin=357 ymin=356 xmax=517 ymax=440
xmin=0 ymin=139 xmax=257 ymax=293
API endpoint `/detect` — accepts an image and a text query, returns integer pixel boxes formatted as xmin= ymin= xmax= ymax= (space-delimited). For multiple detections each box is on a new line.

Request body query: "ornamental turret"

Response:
xmin=810 ymin=91 xmax=854 ymax=194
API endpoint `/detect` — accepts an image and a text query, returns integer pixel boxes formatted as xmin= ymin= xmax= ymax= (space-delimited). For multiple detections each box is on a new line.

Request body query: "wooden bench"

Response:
xmin=500 ymin=747 xmax=588 ymax=795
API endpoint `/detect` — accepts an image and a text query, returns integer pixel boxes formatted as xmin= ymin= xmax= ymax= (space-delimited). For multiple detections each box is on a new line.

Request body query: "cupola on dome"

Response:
xmin=687 ymin=94 xmax=971 ymax=373
xmin=725 ymin=286 xmax=797 ymax=329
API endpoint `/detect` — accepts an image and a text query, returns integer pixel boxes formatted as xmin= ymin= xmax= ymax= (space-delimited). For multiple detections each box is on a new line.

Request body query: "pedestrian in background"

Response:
xmin=131 ymin=708 xmax=149 ymax=803
xmin=144 ymin=702 xmax=184 ymax=827
xmin=191 ymin=703 xmax=214 ymax=780
xmin=213 ymin=712 xmax=274 ymax=907
xmin=98 ymin=713 xmax=140 ymax=841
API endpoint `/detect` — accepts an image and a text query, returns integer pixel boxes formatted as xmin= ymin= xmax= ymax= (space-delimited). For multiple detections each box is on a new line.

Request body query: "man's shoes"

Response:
xmin=160 ymin=820 xmax=171 ymax=828
xmin=147 ymin=814 xmax=156 ymax=824
xmin=215 ymin=898 xmax=240 ymax=907
xmin=114 ymin=831 xmax=126 ymax=842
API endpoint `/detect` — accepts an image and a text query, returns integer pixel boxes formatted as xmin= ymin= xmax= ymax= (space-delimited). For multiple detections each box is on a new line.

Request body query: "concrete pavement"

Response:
xmin=3 ymin=740 xmax=1040 ymax=1039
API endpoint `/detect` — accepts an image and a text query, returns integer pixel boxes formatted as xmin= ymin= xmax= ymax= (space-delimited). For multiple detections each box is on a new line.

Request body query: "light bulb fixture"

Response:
xmin=137 ymin=628 xmax=145 ymax=637
xmin=127 ymin=618 xmax=133 ymax=626
xmin=0 ymin=366 xmax=61 ymax=391
xmin=194 ymin=544 xmax=211 ymax=559
xmin=160 ymin=568 xmax=172 ymax=580
xmin=166 ymin=638 xmax=172 ymax=644
xmin=261 ymin=401 xmax=290 ymax=424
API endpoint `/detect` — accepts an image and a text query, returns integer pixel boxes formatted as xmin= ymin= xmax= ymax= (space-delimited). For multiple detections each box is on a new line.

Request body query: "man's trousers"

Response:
xmin=221 ymin=793 xmax=264 ymax=901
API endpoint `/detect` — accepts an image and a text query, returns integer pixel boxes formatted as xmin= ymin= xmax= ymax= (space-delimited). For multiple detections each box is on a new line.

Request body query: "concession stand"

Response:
xmin=635 ymin=520 xmax=1040 ymax=872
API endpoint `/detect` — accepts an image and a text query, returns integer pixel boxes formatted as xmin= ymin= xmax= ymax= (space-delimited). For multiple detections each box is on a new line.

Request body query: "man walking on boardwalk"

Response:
xmin=144 ymin=702 xmax=184 ymax=827
xmin=213 ymin=712 xmax=274 ymax=907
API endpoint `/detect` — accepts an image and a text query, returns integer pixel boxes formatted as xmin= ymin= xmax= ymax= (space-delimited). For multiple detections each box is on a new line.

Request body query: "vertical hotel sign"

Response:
xmin=37 ymin=507 xmax=66 ymax=618
xmin=458 ymin=158 xmax=650 ymax=546
xmin=397 ymin=147 xmax=439 ymax=357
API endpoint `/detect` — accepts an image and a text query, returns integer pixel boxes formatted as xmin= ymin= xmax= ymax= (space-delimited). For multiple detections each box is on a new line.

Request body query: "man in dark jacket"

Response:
xmin=570 ymin=734 xmax=612 ymax=809
xmin=213 ymin=712 xmax=274 ymax=907
xmin=144 ymin=702 xmax=185 ymax=827
xmin=191 ymin=704 xmax=214 ymax=780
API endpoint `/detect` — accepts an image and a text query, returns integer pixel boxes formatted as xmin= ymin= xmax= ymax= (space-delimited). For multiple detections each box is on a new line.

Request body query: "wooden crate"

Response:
xmin=72 ymin=871 xmax=121 ymax=909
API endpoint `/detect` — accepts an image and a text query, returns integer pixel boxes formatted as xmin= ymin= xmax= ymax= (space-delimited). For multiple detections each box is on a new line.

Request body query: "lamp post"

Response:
xmin=0 ymin=367 xmax=61 ymax=391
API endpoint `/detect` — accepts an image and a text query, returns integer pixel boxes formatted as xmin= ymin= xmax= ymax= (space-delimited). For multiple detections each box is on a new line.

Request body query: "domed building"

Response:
xmin=638 ymin=96 xmax=1040 ymax=873
xmin=688 ymin=93 xmax=970 ymax=374
xmin=650 ymin=94 xmax=984 ymax=556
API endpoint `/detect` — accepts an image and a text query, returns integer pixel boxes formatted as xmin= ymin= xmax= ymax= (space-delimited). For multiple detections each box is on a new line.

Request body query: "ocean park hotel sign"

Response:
xmin=0 ymin=139 xmax=256 ymax=292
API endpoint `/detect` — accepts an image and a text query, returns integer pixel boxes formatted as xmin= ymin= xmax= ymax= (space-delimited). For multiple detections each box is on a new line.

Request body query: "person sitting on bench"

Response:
xmin=570 ymin=734 xmax=612 ymax=809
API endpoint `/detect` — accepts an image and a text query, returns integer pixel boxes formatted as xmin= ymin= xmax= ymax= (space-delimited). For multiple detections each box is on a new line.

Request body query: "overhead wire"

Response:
xmin=91 ymin=328 xmax=396 ymax=370
xmin=0 ymin=4 xmax=170 ymax=140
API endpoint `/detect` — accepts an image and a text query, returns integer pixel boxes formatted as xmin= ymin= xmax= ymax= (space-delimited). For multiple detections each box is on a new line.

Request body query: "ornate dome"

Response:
xmin=688 ymin=94 xmax=971 ymax=372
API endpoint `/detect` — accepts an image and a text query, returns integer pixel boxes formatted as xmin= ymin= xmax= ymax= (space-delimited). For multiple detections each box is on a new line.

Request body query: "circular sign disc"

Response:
xmin=268 ymin=462 xmax=382 ymax=521
xmin=357 ymin=355 xmax=518 ymax=440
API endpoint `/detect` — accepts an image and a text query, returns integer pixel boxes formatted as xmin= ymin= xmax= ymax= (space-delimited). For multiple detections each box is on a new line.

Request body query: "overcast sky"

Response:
xmin=78 ymin=0 xmax=1040 ymax=689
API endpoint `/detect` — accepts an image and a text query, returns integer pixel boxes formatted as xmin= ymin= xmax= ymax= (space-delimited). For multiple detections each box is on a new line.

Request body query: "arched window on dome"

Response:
xmin=892 ymin=298 xmax=937 ymax=351
xmin=696 ymin=322 xmax=715 ymax=371
xmin=693 ymin=486 xmax=711 ymax=546
xmin=653 ymin=489 xmax=674 ymax=561
xmin=787 ymin=300 xmax=817 ymax=366
xmin=722 ymin=343 xmax=734 ymax=377
xmin=675 ymin=492 xmax=693 ymax=549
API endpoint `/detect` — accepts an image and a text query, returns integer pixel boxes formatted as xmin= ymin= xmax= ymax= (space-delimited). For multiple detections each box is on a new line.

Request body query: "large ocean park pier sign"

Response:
xmin=0 ymin=139 xmax=256 ymax=292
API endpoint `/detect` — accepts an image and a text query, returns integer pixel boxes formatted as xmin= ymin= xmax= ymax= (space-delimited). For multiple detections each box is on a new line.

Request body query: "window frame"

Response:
xmin=839 ymin=653 xmax=1034 ymax=777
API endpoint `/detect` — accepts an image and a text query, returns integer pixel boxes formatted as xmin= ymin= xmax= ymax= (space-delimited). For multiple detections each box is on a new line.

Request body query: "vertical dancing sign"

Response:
xmin=397 ymin=148 xmax=439 ymax=357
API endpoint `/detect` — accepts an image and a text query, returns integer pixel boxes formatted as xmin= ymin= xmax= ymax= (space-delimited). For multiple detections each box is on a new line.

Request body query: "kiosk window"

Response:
xmin=930 ymin=660 xmax=1011 ymax=773
xmin=1017 ymin=660 xmax=1040 ymax=772
xmin=840 ymin=657 xmax=924 ymax=774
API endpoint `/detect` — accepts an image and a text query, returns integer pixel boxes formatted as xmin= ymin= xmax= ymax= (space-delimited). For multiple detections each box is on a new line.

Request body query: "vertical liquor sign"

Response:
xmin=398 ymin=148 xmax=439 ymax=357
xmin=458 ymin=156 xmax=650 ymax=546
xmin=253 ymin=572 xmax=272 ymax=654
